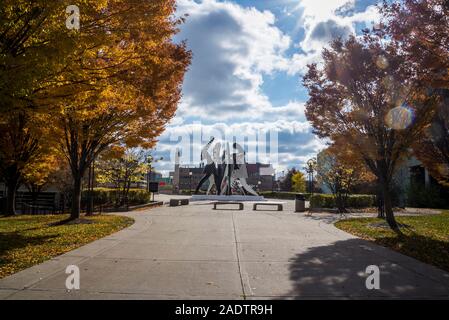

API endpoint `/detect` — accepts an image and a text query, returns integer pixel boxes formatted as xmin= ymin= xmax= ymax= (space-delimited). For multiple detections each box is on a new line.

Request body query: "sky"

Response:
xmin=153 ymin=0 xmax=382 ymax=176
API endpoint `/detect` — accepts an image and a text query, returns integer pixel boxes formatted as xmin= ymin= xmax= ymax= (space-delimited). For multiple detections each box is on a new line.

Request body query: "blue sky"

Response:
xmin=153 ymin=0 xmax=382 ymax=176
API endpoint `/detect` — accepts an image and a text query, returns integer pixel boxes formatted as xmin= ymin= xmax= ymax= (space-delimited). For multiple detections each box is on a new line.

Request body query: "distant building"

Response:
xmin=245 ymin=163 xmax=275 ymax=191
xmin=148 ymin=171 xmax=172 ymax=186
xmin=149 ymin=171 xmax=163 ymax=181
xmin=171 ymin=166 xmax=205 ymax=192
xmin=393 ymin=156 xmax=437 ymax=207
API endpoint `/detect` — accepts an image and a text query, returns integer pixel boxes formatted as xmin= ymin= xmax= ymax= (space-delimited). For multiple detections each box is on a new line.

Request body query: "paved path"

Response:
xmin=1 ymin=198 xmax=448 ymax=299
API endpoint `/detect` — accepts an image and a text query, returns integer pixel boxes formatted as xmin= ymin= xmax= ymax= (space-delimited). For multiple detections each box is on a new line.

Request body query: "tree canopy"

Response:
xmin=291 ymin=171 xmax=306 ymax=193
xmin=303 ymin=32 xmax=435 ymax=231
xmin=0 ymin=0 xmax=191 ymax=218
xmin=382 ymin=0 xmax=449 ymax=187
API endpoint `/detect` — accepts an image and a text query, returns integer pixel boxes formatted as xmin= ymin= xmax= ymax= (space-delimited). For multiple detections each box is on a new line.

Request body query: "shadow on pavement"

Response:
xmin=282 ymin=238 xmax=449 ymax=299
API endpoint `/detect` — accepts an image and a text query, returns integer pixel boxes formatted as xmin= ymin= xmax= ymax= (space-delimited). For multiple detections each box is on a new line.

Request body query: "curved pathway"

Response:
xmin=1 ymin=198 xmax=448 ymax=299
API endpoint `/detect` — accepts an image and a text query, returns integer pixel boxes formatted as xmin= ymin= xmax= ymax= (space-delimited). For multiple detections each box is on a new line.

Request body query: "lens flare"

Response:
xmin=376 ymin=55 xmax=389 ymax=69
xmin=382 ymin=75 xmax=394 ymax=90
xmin=385 ymin=105 xmax=414 ymax=130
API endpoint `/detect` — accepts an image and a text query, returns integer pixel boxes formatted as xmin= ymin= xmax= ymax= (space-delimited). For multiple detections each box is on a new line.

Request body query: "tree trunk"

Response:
xmin=125 ymin=179 xmax=131 ymax=210
xmin=376 ymin=184 xmax=385 ymax=219
xmin=6 ymin=178 xmax=19 ymax=216
xmin=71 ymin=175 xmax=82 ymax=220
xmin=382 ymin=184 xmax=400 ymax=233
xmin=31 ymin=185 xmax=39 ymax=215
xmin=335 ymin=193 xmax=346 ymax=213
xmin=86 ymin=164 xmax=93 ymax=216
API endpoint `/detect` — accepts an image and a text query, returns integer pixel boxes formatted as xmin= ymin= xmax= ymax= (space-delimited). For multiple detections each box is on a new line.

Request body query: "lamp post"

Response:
xmin=86 ymin=158 xmax=96 ymax=216
xmin=271 ymin=173 xmax=275 ymax=192
xmin=189 ymin=171 xmax=193 ymax=194
xmin=306 ymin=158 xmax=317 ymax=196
xmin=258 ymin=180 xmax=262 ymax=192
xmin=147 ymin=155 xmax=163 ymax=191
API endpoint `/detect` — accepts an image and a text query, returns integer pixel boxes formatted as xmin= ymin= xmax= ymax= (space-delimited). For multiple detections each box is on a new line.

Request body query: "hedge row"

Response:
xmin=81 ymin=188 xmax=152 ymax=207
xmin=259 ymin=192 xmax=312 ymax=201
xmin=310 ymin=194 xmax=375 ymax=208
xmin=406 ymin=183 xmax=449 ymax=209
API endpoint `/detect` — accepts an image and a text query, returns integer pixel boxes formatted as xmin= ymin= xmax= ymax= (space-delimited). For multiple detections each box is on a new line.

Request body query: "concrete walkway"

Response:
xmin=1 ymin=198 xmax=448 ymax=299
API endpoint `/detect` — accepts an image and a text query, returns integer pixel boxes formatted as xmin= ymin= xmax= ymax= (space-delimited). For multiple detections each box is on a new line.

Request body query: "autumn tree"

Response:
xmin=382 ymin=0 xmax=448 ymax=91
xmin=316 ymin=150 xmax=353 ymax=213
xmin=55 ymin=1 xmax=190 ymax=220
xmin=332 ymin=140 xmax=379 ymax=216
xmin=1 ymin=1 xmax=190 ymax=220
xmin=96 ymin=148 xmax=150 ymax=208
xmin=291 ymin=171 xmax=306 ymax=193
xmin=280 ymin=168 xmax=298 ymax=191
xmin=316 ymin=143 xmax=375 ymax=213
xmin=382 ymin=0 xmax=449 ymax=186
xmin=0 ymin=1 xmax=77 ymax=114
xmin=22 ymin=155 xmax=57 ymax=194
xmin=0 ymin=1 xmax=108 ymax=215
xmin=21 ymin=149 xmax=61 ymax=214
xmin=303 ymin=34 xmax=435 ymax=232
xmin=0 ymin=1 xmax=71 ymax=215
xmin=0 ymin=111 xmax=53 ymax=215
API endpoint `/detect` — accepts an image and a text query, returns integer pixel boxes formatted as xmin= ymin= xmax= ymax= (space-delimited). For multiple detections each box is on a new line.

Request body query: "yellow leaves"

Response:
xmin=0 ymin=214 xmax=134 ymax=279
xmin=2 ymin=0 xmax=190 ymax=199
xmin=22 ymin=154 xmax=58 ymax=187
xmin=291 ymin=172 xmax=307 ymax=193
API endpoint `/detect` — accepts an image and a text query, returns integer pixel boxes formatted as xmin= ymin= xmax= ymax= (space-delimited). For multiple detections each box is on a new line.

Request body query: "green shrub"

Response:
xmin=310 ymin=194 xmax=375 ymax=209
xmin=82 ymin=188 xmax=152 ymax=207
xmin=310 ymin=194 xmax=334 ymax=208
xmin=406 ymin=183 xmax=449 ymax=209
xmin=259 ymin=191 xmax=312 ymax=201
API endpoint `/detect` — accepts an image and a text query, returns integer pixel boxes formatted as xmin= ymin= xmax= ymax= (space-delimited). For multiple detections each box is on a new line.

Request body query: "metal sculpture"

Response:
xmin=231 ymin=142 xmax=258 ymax=196
xmin=194 ymin=138 xmax=259 ymax=196
xmin=194 ymin=138 xmax=218 ymax=194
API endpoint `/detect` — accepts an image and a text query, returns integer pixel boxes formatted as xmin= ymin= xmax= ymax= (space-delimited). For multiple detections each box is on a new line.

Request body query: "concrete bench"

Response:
xmin=169 ymin=199 xmax=189 ymax=207
xmin=213 ymin=202 xmax=244 ymax=210
xmin=253 ymin=202 xmax=283 ymax=211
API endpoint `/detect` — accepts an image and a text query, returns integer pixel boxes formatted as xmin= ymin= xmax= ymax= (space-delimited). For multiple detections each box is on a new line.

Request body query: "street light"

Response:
xmin=305 ymin=158 xmax=317 ymax=196
xmin=189 ymin=171 xmax=193 ymax=194
xmin=258 ymin=180 xmax=262 ymax=191
xmin=147 ymin=155 xmax=163 ymax=191
xmin=271 ymin=173 xmax=275 ymax=192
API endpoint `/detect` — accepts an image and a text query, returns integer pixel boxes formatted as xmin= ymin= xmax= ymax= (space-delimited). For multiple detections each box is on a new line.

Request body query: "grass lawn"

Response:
xmin=335 ymin=211 xmax=449 ymax=272
xmin=0 ymin=214 xmax=134 ymax=279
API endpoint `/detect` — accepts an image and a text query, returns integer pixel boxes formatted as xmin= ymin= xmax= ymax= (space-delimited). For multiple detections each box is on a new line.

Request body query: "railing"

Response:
xmin=15 ymin=192 xmax=58 ymax=215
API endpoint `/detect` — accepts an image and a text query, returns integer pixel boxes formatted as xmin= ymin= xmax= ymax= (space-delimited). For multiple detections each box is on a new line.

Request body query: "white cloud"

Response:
xmin=348 ymin=4 xmax=381 ymax=24
xmin=175 ymin=0 xmax=291 ymax=120
xmin=152 ymin=0 xmax=381 ymax=175
xmin=287 ymin=1 xmax=381 ymax=75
